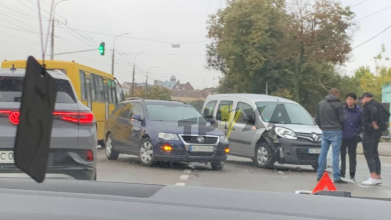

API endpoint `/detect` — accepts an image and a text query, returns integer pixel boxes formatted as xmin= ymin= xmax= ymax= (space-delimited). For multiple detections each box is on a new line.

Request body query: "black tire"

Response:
xmin=139 ymin=138 xmax=154 ymax=166
xmin=253 ymin=142 xmax=276 ymax=168
xmin=311 ymin=164 xmax=318 ymax=171
xmin=98 ymin=139 xmax=105 ymax=148
xmin=105 ymin=134 xmax=119 ymax=160
xmin=211 ymin=161 xmax=224 ymax=170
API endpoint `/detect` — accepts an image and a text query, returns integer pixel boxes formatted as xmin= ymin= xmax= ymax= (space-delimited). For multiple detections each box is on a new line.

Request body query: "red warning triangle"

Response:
xmin=312 ymin=172 xmax=337 ymax=194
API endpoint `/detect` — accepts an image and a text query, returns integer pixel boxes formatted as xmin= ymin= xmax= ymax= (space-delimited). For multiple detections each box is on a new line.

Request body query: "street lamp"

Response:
xmin=111 ymin=32 xmax=130 ymax=76
xmin=131 ymin=51 xmax=144 ymax=96
xmin=50 ymin=0 xmax=70 ymax=60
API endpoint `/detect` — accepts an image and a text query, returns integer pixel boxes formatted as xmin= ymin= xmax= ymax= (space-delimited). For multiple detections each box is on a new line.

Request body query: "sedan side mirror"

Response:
xmin=131 ymin=115 xmax=142 ymax=121
xmin=208 ymin=118 xmax=216 ymax=124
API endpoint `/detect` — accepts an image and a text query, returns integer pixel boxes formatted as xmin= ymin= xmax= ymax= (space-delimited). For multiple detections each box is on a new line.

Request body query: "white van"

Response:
xmin=201 ymin=94 xmax=322 ymax=169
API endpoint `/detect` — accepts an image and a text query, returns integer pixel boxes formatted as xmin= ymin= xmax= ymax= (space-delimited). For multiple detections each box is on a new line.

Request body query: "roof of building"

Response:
xmin=155 ymin=80 xmax=178 ymax=90
xmin=170 ymin=90 xmax=204 ymax=98
xmin=174 ymin=82 xmax=194 ymax=90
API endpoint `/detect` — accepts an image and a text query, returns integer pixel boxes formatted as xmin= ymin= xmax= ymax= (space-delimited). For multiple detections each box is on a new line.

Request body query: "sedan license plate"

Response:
xmin=190 ymin=146 xmax=214 ymax=152
xmin=308 ymin=148 xmax=321 ymax=154
xmin=0 ymin=151 xmax=14 ymax=163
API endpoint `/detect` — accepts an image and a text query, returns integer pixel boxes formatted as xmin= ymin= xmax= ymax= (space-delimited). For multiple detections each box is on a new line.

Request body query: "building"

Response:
xmin=155 ymin=75 xmax=195 ymax=91
xmin=121 ymin=82 xmax=150 ymax=95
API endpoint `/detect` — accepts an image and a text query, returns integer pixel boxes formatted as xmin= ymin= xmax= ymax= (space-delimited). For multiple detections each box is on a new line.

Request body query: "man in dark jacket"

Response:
xmin=315 ymin=88 xmax=347 ymax=183
xmin=360 ymin=92 xmax=383 ymax=186
xmin=340 ymin=93 xmax=362 ymax=182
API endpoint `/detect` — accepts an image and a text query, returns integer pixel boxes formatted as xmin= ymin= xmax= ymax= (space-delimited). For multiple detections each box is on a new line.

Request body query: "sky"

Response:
xmin=0 ymin=0 xmax=390 ymax=90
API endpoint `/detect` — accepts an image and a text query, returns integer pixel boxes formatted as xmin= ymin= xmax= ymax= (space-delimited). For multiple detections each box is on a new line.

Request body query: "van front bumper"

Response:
xmin=276 ymin=139 xmax=321 ymax=165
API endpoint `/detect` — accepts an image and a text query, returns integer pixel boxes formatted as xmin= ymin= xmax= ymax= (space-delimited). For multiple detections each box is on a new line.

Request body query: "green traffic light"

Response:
xmin=99 ymin=42 xmax=105 ymax=55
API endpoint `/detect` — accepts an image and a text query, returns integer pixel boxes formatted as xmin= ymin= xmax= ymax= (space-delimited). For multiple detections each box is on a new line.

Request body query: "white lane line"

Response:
xmin=184 ymin=169 xmax=191 ymax=174
xmin=175 ymin=183 xmax=186 ymax=186
xmin=180 ymin=175 xmax=189 ymax=181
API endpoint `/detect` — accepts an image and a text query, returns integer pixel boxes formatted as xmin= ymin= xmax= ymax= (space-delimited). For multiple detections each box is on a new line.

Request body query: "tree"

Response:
xmin=206 ymin=0 xmax=356 ymax=113
xmin=134 ymin=86 xmax=172 ymax=100
xmin=188 ymin=100 xmax=205 ymax=111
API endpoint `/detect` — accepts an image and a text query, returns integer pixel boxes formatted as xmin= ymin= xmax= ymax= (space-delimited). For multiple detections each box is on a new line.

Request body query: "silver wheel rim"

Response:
xmin=106 ymin=137 xmax=112 ymax=156
xmin=257 ymin=146 xmax=268 ymax=165
xmin=140 ymin=141 xmax=153 ymax=163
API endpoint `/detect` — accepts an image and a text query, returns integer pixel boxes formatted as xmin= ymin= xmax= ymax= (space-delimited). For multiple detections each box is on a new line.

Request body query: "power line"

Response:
xmin=352 ymin=0 xmax=368 ymax=7
xmin=55 ymin=26 xmax=210 ymax=45
xmin=17 ymin=0 xmax=49 ymax=20
xmin=0 ymin=1 xmax=38 ymax=19
xmin=353 ymin=24 xmax=391 ymax=49
xmin=357 ymin=5 xmax=391 ymax=21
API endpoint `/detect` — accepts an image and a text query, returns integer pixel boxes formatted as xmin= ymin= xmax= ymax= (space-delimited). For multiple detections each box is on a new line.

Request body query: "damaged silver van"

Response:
xmin=201 ymin=94 xmax=322 ymax=170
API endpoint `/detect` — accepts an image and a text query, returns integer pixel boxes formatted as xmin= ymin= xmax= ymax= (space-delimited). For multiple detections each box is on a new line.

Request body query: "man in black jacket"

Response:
xmin=360 ymin=92 xmax=383 ymax=186
xmin=315 ymin=88 xmax=347 ymax=183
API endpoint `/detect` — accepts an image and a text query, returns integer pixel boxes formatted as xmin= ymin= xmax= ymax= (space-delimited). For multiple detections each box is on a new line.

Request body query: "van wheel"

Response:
xmin=105 ymin=134 xmax=119 ymax=160
xmin=139 ymin=138 xmax=154 ymax=166
xmin=254 ymin=142 xmax=276 ymax=168
xmin=211 ymin=161 xmax=224 ymax=170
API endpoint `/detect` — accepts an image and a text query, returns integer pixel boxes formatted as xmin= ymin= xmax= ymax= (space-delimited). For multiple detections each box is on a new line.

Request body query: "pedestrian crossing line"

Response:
xmin=180 ymin=175 xmax=189 ymax=180
xmin=175 ymin=183 xmax=186 ymax=186
xmin=183 ymin=170 xmax=191 ymax=174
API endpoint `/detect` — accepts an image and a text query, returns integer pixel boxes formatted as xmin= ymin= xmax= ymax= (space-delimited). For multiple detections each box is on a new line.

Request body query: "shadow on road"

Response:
xmin=225 ymin=159 xmax=316 ymax=173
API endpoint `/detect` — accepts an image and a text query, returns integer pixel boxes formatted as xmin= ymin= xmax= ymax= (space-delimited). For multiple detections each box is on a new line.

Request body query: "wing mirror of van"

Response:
xmin=131 ymin=115 xmax=143 ymax=121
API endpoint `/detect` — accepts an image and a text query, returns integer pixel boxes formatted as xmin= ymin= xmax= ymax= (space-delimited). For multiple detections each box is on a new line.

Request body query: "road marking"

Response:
xmin=184 ymin=170 xmax=191 ymax=174
xmin=180 ymin=175 xmax=189 ymax=180
xmin=175 ymin=183 xmax=186 ymax=186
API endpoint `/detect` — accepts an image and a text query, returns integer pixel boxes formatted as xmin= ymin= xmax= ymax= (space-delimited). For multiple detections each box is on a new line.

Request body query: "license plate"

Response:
xmin=190 ymin=146 xmax=214 ymax=152
xmin=0 ymin=151 xmax=14 ymax=163
xmin=308 ymin=148 xmax=321 ymax=154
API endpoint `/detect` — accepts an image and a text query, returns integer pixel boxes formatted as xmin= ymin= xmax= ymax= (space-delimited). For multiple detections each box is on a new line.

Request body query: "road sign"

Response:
xmin=312 ymin=172 xmax=337 ymax=194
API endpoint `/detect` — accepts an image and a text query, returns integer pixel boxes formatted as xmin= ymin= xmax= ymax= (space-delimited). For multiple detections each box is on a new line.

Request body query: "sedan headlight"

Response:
xmin=158 ymin=133 xmax=179 ymax=141
xmin=275 ymin=127 xmax=297 ymax=140
xmin=219 ymin=135 xmax=229 ymax=144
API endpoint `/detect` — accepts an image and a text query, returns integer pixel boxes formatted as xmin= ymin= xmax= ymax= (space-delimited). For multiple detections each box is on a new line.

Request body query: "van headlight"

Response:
xmin=275 ymin=127 xmax=297 ymax=140
xmin=158 ymin=133 xmax=179 ymax=140
xmin=219 ymin=135 xmax=229 ymax=144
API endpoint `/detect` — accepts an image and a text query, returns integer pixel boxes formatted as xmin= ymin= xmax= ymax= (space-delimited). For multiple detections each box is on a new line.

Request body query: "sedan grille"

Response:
xmin=180 ymin=135 xmax=218 ymax=144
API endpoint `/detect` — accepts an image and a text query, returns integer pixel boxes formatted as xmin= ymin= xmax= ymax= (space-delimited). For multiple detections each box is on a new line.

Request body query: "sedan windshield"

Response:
xmin=146 ymin=104 xmax=207 ymax=123
xmin=256 ymin=102 xmax=315 ymax=125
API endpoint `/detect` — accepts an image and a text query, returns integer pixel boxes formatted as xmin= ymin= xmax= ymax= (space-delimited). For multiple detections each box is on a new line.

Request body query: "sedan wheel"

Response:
xmin=140 ymin=138 xmax=154 ymax=166
xmin=105 ymin=135 xmax=119 ymax=160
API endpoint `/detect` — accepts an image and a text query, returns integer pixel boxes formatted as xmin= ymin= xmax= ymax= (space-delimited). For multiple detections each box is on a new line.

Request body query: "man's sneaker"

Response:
xmin=376 ymin=178 xmax=382 ymax=185
xmin=334 ymin=179 xmax=348 ymax=184
xmin=362 ymin=178 xmax=378 ymax=186
xmin=351 ymin=177 xmax=356 ymax=183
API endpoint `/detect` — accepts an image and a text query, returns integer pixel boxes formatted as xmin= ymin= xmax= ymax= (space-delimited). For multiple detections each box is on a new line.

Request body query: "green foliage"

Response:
xmin=134 ymin=86 xmax=172 ymax=100
xmin=208 ymin=0 xmax=356 ymax=114
xmin=188 ymin=100 xmax=205 ymax=111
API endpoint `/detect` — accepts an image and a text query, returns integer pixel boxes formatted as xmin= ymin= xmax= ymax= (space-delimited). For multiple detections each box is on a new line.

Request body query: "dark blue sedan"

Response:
xmin=103 ymin=99 xmax=229 ymax=170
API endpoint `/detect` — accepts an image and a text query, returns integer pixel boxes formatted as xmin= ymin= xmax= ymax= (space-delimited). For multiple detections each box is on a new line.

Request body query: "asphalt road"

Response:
xmin=96 ymin=148 xmax=391 ymax=199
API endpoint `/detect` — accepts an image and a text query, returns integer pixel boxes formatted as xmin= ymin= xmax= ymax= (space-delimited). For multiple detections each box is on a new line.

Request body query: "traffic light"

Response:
xmin=99 ymin=42 xmax=105 ymax=56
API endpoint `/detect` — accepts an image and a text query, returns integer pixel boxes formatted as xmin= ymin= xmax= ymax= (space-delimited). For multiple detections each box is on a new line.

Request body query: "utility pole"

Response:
xmin=111 ymin=33 xmax=129 ymax=76
xmin=131 ymin=52 xmax=144 ymax=96
xmin=50 ymin=17 xmax=55 ymax=60
xmin=266 ymin=81 xmax=268 ymax=95
xmin=143 ymin=67 xmax=158 ymax=98
xmin=50 ymin=0 xmax=70 ymax=60
xmin=145 ymin=75 xmax=148 ymax=99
